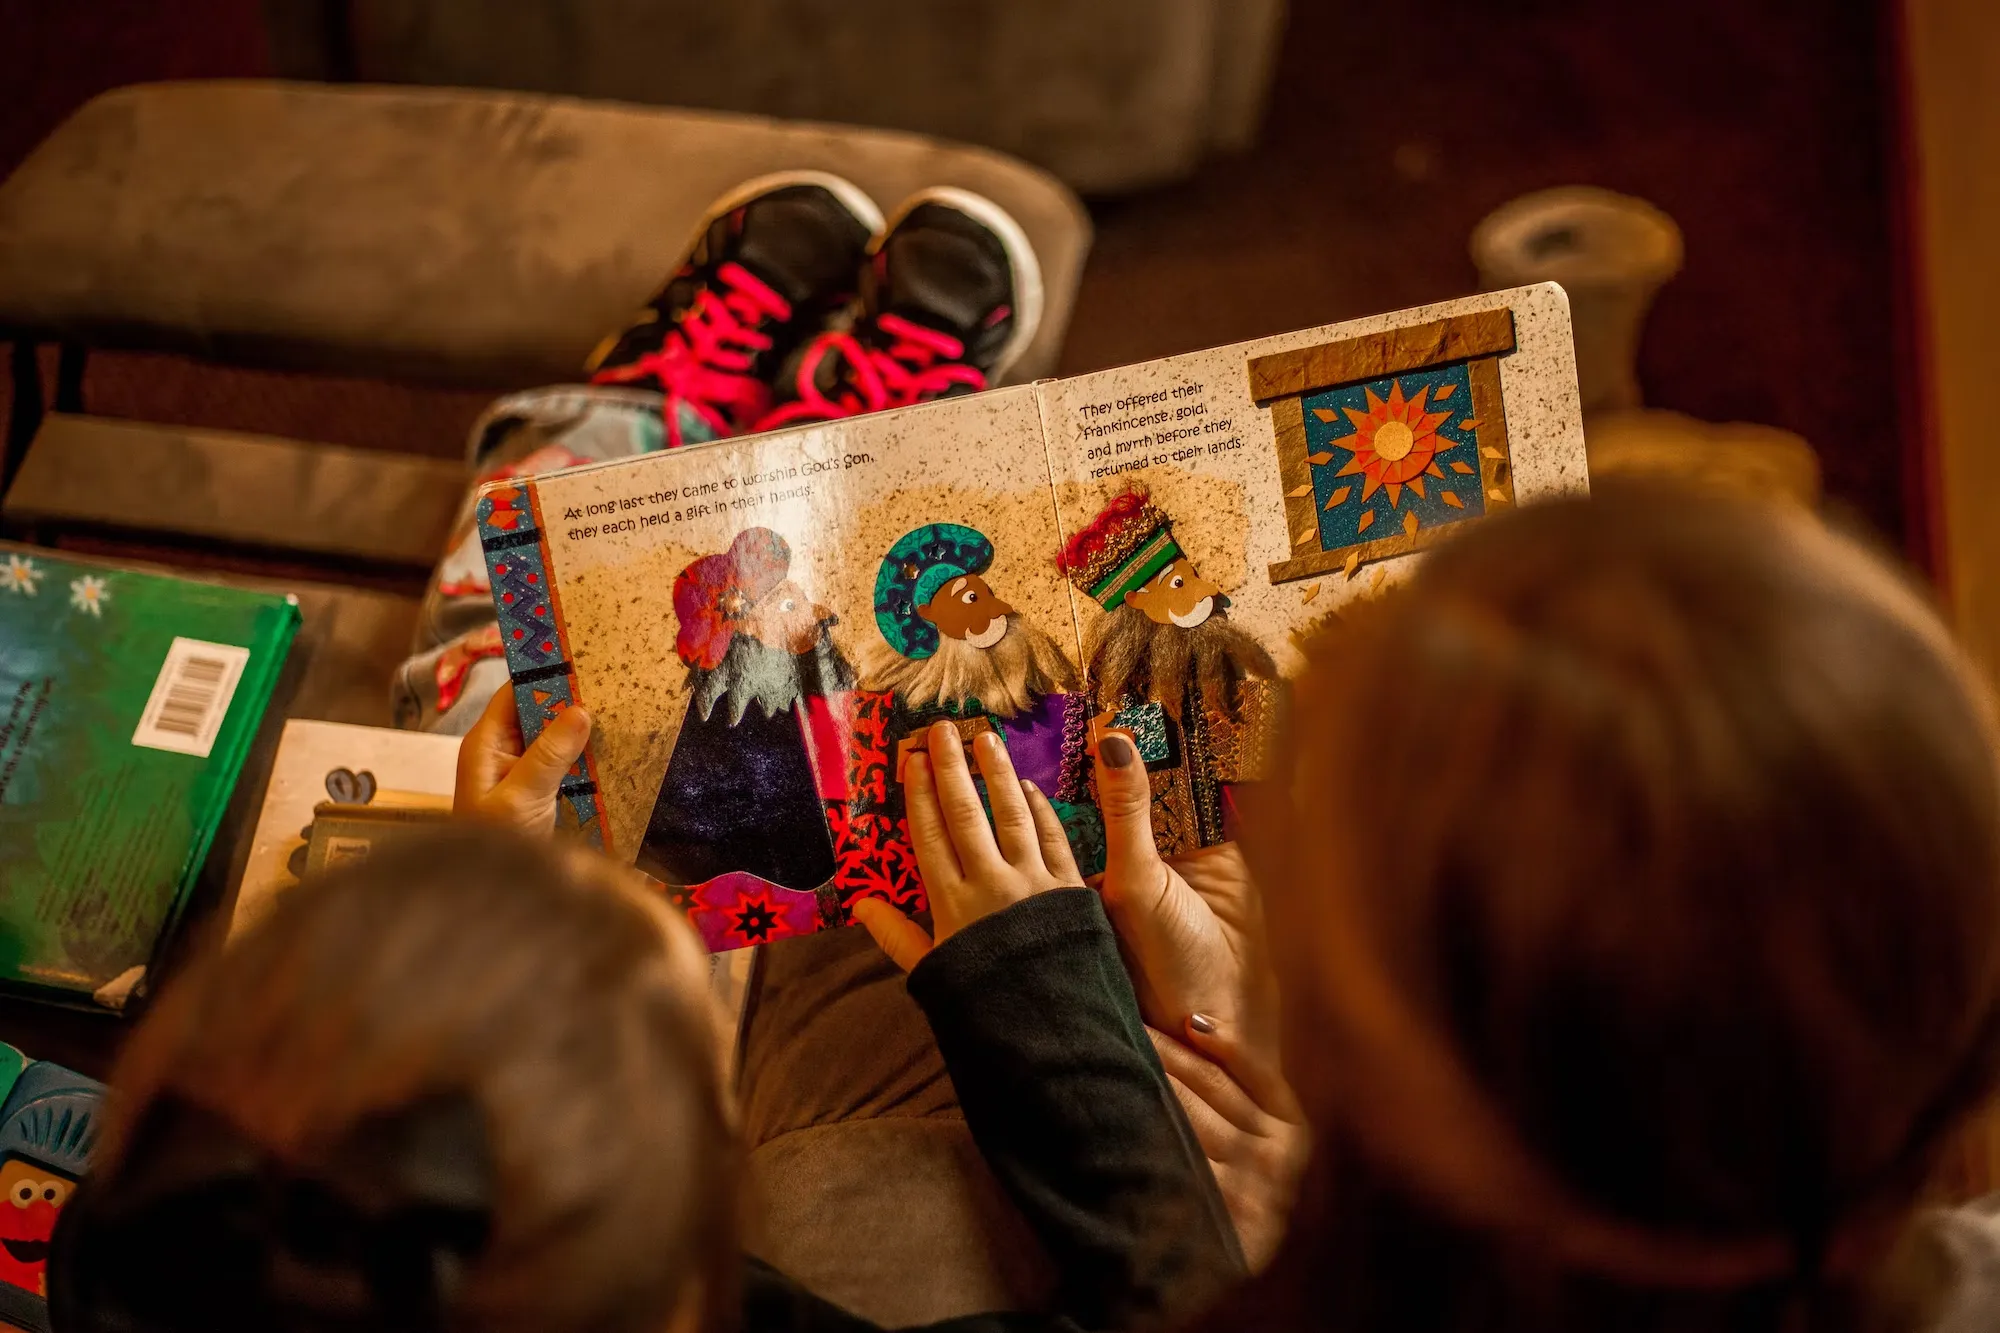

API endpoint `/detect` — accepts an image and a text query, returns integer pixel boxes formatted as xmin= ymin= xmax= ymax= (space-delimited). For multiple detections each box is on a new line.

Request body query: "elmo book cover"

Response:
xmin=0 ymin=1048 xmax=102 ymax=1331
xmin=474 ymin=286 xmax=1587 ymax=952
xmin=0 ymin=546 xmax=299 ymax=1008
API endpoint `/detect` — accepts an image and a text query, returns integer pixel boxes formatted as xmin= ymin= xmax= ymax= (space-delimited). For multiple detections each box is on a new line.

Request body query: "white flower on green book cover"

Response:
xmin=2 ymin=554 xmax=41 ymax=596
xmin=69 ymin=575 xmax=109 ymax=617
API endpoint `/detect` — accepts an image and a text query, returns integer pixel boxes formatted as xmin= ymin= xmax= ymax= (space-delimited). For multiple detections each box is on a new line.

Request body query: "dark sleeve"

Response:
xmin=907 ymin=889 xmax=1246 ymax=1329
xmin=742 ymin=1255 xmax=1085 ymax=1333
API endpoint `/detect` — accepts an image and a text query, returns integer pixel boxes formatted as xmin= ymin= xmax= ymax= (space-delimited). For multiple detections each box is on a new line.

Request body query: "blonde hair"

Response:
xmin=92 ymin=829 xmax=737 ymax=1333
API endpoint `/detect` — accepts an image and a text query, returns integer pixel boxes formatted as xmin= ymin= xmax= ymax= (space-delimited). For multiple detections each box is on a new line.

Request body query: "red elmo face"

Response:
xmin=0 ymin=1159 xmax=72 ymax=1296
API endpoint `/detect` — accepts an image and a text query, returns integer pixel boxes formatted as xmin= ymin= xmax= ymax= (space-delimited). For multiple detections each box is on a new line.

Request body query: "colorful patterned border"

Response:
xmin=664 ymin=871 xmax=831 ymax=953
xmin=474 ymin=479 xmax=612 ymax=848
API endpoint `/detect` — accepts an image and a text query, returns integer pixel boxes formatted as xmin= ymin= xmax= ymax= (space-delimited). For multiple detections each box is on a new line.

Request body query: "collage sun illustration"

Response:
xmin=1297 ymin=375 xmax=1497 ymax=551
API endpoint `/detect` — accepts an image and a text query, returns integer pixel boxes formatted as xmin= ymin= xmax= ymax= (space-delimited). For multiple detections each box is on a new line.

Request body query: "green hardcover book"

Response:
xmin=0 ymin=545 xmax=299 ymax=1007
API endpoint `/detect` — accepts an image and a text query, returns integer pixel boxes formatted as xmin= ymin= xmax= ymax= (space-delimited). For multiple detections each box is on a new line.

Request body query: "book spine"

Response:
xmin=474 ymin=479 xmax=611 ymax=849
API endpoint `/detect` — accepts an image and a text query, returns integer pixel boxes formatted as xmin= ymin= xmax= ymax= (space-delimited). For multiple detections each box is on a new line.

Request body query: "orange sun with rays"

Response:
xmin=1332 ymin=379 xmax=1453 ymax=507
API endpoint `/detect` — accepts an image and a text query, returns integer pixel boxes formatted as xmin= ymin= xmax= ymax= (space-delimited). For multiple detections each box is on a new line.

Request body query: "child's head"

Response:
xmin=52 ymin=828 xmax=734 ymax=1333
xmin=1256 ymin=489 xmax=2000 ymax=1328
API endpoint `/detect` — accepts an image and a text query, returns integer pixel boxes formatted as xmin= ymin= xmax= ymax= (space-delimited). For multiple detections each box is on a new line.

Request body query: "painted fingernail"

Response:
xmin=1190 ymin=1013 xmax=1219 ymax=1034
xmin=1102 ymin=734 xmax=1136 ymax=769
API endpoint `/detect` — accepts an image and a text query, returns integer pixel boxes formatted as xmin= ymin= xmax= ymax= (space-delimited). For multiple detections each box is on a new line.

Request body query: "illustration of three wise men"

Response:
xmin=638 ymin=487 xmax=1278 ymax=919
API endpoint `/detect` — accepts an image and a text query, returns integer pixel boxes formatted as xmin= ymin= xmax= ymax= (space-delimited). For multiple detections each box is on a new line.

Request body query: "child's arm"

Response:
xmin=909 ymin=890 xmax=1245 ymax=1328
xmin=858 ymin=722 xmax=1244 ymax=1328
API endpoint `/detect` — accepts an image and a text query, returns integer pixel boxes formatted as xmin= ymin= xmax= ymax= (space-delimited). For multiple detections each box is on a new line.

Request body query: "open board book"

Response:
xmin=475 ymin=283 xmax=1587 ymax=953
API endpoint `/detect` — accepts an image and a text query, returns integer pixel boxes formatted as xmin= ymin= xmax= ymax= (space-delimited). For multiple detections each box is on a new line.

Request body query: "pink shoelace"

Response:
xmin=753 ymin=313 xmax=987 ymax=430
xmin=592 ymin=261 xmax=792 ymax=447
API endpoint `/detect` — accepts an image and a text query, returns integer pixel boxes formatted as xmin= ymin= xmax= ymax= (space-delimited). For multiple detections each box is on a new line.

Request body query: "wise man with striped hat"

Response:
xmin=1057 ymin=488 xmax=1280 ymax=855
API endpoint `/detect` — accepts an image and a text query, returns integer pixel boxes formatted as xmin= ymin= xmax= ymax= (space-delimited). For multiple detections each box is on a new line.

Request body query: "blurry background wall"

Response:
xmin=0 ymin=0 xmax=1910 ymax=551
xmin=262 ymin=0 xmax=1288 ymax=195
xmin=1904 ymin=0 xmax=2000 ymax=682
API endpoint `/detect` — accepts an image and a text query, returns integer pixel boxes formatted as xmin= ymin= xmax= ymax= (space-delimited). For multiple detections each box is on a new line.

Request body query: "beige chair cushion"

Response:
xmin=0 ymin=80 xmax=1088 ymax=388
xmin=269 ymin=0 xmax=1287 ymax=195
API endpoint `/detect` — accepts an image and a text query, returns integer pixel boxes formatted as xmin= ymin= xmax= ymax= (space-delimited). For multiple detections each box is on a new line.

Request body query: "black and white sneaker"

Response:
xmin=753 ymin=188 xmax=1043 ymax=429
xmin=587 ymin=171 xmax=884 ymax=446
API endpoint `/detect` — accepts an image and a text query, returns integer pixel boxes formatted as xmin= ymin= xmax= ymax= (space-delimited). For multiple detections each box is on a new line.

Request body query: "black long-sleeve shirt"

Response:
xmin=743 ymin=889 xmax=1244 ymax=1331
xmin=749 ymin=896 xmax=2000 ymax=1333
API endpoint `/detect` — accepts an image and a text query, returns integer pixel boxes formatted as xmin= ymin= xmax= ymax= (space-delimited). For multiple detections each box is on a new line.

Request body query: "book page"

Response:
xmin=479 ymin=387 xmax=1078 ymax=951
xmin=1035 ymin=284 xmax=1585 ymax=856
xmin=233 ymin=719 xmax=461 ymax=938
xmin=1040 ymin=283 xmax=1585 ymax=671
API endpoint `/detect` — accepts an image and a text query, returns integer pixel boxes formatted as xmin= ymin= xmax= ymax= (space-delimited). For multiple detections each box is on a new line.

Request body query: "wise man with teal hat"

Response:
xmin=829 ymin=522 xmax=1100 ymax=878
xmin=873 ymin=524 xmax=1011 ymax=660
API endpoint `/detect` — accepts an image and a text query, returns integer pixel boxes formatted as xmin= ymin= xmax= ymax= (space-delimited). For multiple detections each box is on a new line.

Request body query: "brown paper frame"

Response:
xmin=1249 ymin=309 xmax=1519 ymax=585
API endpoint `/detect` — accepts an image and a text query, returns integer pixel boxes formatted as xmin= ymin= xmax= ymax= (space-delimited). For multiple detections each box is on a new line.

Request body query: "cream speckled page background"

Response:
xmin=509 ymin=386 xmax=1068 ymax=855
xmin=1039 ymin=282 xmax=1586 ymax=675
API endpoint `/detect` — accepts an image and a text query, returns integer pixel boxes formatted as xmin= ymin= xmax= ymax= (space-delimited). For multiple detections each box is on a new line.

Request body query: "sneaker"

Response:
xmin=586 ymin=171 xmax=884 ymax=446
xmin=752 ymin=187 xmax=1043 ymax=430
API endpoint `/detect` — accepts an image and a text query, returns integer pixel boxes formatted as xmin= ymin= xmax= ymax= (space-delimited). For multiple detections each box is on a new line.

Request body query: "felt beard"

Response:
xmin=868 ymin=616 xmax=1080 ymax=719
xmin=1089 ymin=604 xmax=1277 ymax=714
xmin=686 ymin=623 xmax=856 ymax=725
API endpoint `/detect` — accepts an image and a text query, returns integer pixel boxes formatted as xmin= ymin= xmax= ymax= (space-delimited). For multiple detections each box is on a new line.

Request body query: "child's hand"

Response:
xmin=454 ymin=687 xmax=592 ymax=835
xmin=856 ymin=720 xmax=1082 ymax=971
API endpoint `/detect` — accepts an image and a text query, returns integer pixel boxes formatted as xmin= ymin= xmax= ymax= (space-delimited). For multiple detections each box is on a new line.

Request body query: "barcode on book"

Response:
xmin=132 ymin=637 xmax=250 ymax=758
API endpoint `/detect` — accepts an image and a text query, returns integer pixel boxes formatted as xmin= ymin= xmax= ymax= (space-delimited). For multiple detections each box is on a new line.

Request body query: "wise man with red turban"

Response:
xmin=1056 ymin=489 xmax=1281 ymax=854
xmin=638 ymin=528 xmax=854 ymax=940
